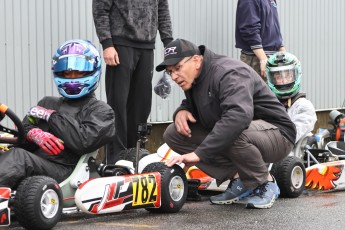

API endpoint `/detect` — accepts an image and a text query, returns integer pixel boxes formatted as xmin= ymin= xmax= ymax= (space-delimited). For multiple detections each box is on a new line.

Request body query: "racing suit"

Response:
xmin=281 ymin=93 xmax=317 ymax=143
xmin=0 ymin=93 xmax=115 ymax=188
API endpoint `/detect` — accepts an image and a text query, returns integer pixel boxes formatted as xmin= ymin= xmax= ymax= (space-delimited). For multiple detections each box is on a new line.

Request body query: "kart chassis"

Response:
xmin=0 ymin=103 xmax=188 ymax=229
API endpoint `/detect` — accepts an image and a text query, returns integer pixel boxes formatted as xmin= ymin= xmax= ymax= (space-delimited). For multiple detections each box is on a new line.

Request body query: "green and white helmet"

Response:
xmin=266 ymin=52 xmax=302 ymax=100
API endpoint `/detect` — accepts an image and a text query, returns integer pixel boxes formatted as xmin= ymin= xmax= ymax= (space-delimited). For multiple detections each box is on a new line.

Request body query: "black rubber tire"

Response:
xmin=120 ymin=148 xmax=151 ymax=163
xmin=13 ymin=176 xmax=63 ymax=230
xmin=270 ymin=156 xmax=306 ymax=198
xmin=142 ymin=162 xmax=187 ymax=213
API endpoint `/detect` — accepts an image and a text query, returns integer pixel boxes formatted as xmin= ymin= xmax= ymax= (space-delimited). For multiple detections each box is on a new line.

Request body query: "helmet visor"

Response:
xmin=53 ymin=55 xmax=95 ymax=73
xmin=268 ymin=65 xmax=297 ymax=85
xmin=59 ymin=82 xmax=89 ymax=96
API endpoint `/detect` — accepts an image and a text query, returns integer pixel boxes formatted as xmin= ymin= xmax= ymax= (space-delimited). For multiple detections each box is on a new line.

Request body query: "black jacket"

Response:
xmin=174 ymin=46 xmax=296 ymax=162
xmin=22 ymin=93 xmax=115 ymax=166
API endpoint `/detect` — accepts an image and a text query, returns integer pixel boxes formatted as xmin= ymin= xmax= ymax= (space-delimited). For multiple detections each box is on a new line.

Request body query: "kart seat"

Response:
xmin=326 ymin=141 xmax=345 ymax=159
xmin=290 ymin=133 xmax=314 ymax=159
xmin=59 ymin=150 xmax=100 ymax=207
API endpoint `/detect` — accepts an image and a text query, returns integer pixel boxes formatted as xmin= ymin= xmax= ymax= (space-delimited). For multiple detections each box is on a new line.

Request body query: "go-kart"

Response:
xmin=305 ymin=110 xmax=345 ymax=191
xmin=0 ymin=103 xmax=188 ymax=230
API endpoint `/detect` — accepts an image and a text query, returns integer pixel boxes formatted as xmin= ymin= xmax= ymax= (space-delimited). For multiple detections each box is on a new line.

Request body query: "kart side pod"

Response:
xmin=75 ymin=172 xmax=162 ymax=214
xmin=75 ymin=162 xmax=188 ymax=214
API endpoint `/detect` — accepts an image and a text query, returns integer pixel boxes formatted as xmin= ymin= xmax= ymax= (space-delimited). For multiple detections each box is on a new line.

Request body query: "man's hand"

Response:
xmin=103 ymin=47 xmax=120 ymax=66
xmin=259 ymin=59 xmax=268 ymax=79
xmin=165 ymin=152 xmax=200 ymax=172
xmin=278 ymin=46 xmax=286 ymax=52
xmin=253 ymin=48 xmax=268 ymax=80
xmin=27 ymin=128 xmax=64 ymax=155
xmin=175 ymin=110 xmax=196 ymax=137
xmin=27 ymin=106 xmax=55 ymax=122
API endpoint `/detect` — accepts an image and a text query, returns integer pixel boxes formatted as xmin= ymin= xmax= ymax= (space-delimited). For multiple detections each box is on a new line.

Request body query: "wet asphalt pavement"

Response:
xmin=7 ymin=189 xmax=345 ymax=230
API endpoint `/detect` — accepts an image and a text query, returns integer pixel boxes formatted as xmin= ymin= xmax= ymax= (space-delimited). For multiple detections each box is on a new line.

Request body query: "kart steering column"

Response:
xmin=135 ymin=124 xmax=152 ymax=174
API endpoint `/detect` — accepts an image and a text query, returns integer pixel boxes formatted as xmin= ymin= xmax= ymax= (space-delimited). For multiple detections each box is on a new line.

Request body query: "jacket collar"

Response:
xmin=194 ymin=46 xmax=214 ymax=85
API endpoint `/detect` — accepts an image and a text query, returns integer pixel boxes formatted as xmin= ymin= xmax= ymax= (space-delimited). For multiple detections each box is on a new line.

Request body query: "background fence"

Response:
xmin=1 ymin=0 xmax=345 ymax=126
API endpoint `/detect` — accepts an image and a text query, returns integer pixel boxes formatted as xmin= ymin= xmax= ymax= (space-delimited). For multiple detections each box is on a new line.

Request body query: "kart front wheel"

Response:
xmin=14 ymin=176 xmax=63 ymax=230
xmin=270 ymin=156 xmax=306 ymax=198
xmin=143 ymin=162 xmax=187 ymax=213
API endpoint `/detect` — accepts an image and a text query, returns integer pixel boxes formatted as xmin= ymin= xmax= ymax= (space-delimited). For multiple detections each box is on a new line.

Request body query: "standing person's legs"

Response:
xmin=240 ymin=53 xmax=265 ymax=81
xmin=127 ymin=49 xmax=154 ymax=148
xmin=105 ymin=46 xmax=133 ymax=164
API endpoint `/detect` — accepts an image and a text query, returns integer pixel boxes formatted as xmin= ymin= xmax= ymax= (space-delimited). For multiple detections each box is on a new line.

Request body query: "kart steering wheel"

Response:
xmin=0 ymin=103 xmax=25 ymax=145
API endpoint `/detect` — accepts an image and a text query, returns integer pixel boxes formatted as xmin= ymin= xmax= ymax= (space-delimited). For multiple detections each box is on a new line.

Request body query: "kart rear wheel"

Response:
xmin=143 ymin=162 xmax=187 ymax=213
xmin=270 ymin=156 xmax=306 ymax=198
xmin=120 ymin=148 xmax=150 ymax=163
xmin=14 ymin=176 xmax=63 ymax=230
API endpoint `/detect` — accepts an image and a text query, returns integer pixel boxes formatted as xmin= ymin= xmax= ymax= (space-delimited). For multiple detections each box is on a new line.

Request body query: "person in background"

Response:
xmin=235 ymin=0 xmax=285 ymax=81
xmin=0 ymin=39 xmax=115 ymax=188
xmin=156 ymin=38 xmax=296 ymax=209
xmin=92 ymin=0 xmax=173 ymax=164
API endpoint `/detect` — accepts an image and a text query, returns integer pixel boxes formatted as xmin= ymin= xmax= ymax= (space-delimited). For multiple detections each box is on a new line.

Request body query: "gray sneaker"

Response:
xmin=245 ymin=177 xmax=280 ymax=209
xmin=210 ymin=178 xmax=252 ymax=205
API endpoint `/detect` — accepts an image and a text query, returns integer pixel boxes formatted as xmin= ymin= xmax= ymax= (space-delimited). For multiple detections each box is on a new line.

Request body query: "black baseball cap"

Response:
xmin=155 ymin=39 xmax=200 ymax=72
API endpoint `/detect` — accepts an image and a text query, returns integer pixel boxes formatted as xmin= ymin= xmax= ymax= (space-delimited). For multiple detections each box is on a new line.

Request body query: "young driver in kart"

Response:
xmin=209 ymin=52 xmax=317 ymax=205
xmin=266 ymin=51 xmax=317 ymax=143
xmin=0 ymin=39 xmax=115 ymax=189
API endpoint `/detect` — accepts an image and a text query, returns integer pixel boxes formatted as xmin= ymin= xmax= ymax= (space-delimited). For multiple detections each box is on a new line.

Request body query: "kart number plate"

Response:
xmin=131 ymin=173 xmax=158 ymax=206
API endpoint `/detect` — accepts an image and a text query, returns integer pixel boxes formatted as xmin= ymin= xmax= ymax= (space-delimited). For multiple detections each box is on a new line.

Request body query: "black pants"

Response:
xmin=0 ymin=148 xmax=73 ymax=189
xmin=105 ymin=45 xmax=154 ymax=164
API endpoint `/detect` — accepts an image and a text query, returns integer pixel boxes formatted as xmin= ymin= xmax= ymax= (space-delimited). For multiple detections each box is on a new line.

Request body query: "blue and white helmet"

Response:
xmin=52 ymin=39 xmax=102 ymax=99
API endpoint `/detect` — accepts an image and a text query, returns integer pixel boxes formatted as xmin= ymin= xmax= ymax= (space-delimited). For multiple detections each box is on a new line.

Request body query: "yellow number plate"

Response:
xmin=131 ymin=173 xmax=159 ymax=206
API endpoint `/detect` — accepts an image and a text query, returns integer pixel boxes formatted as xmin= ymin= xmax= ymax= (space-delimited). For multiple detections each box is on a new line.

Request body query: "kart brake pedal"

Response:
xmin=187 ymin=179 xmax=202 ymax=201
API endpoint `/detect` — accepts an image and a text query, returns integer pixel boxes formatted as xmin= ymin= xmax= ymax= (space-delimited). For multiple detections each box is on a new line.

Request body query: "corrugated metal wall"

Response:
xmin=152 ymin=0 xmax=239 ymax=122
xmin=279 ymin=0 xmax=345 ymax=111
xmin=1 ymin=0 xmax=345 ymax=126
xmin=0 ymin=0 xmax=103 ymax=124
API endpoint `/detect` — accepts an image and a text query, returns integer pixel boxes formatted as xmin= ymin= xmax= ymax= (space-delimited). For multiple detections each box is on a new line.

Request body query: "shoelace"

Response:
xmin=227 ymin=179 xmax=240 ymax=191
xmin=253 ymin=182 xmax=268 ymax=197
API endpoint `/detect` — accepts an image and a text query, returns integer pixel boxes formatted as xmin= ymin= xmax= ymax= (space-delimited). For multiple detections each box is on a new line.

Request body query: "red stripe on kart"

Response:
xmin=161 ymin=148 xmax=172 ymax=162
xmin=0 ymin=188 xmax=10 ymax=199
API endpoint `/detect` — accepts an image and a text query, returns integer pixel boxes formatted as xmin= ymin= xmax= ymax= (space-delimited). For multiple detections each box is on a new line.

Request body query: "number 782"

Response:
xmin=131 ymin=173 xmax=160 ymax=206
